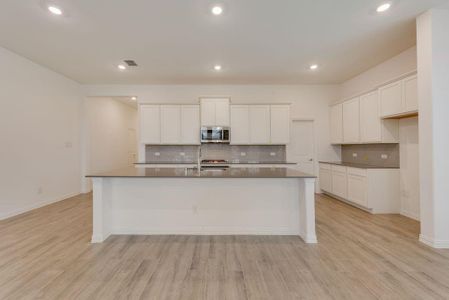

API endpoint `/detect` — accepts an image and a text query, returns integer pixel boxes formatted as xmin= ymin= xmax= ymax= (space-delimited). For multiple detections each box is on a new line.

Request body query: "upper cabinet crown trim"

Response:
xmin=332 ymin=70 xmax=417 ymax=106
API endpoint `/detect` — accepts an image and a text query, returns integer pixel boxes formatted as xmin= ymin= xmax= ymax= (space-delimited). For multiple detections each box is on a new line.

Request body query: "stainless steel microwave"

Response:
xmin=200 ymin=126 xmax=230 ymax=144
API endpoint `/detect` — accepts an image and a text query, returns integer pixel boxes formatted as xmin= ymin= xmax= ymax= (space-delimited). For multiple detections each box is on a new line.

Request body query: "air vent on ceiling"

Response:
xmin=124 ymin=60 xmax=138 ymax=67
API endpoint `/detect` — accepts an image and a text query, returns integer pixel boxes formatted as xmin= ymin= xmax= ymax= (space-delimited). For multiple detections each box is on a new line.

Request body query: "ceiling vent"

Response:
xmin=124 ymin=60 xmax=138 ymax=67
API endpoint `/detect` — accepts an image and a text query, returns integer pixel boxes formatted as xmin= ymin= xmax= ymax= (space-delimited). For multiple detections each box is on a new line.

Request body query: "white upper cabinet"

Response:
xmin=343 ymin=98 xmax=360 ymax=143
xmin=230 ymin=104 xmax=290 ymax=145
xmin=249 ymin=105 xmax=271 ymax=144
xmin=200 ymin=98 xmax=230 ymax=126
xmin=380 ymin=75 xmax=418 ymax=118
xmin=360 ymin=91 xmax=399 ymax=144
xmin=181 ymin=105 xmax=200 ymax=144
xmin=270 ymin=105 xmax=290 ymax=144
xmin=140 ymin=105 xmax=160 ymax=144
xmin=160 ymin=105 xmax=181 ymax=144
xmin=330 ymin=103 xmax=343 ymax=144
xmin=380 ymin=81 xmax=402 ymax=117
xmin=140 ymin=104 xmax=200 ymax=145
xmin=215 ymin=99 xmax=230 ymax=126
xmin=360 ymin=91 xmax=381 ymax=142
xmin=230 ymin=105 xmax=250 ymax=144
xmin=403 ymin=75 xmax=418 ymax=113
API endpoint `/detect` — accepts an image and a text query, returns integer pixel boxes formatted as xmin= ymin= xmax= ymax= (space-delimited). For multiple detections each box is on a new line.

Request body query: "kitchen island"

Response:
xmin=87 ymin=167 xmax=317 ymax=244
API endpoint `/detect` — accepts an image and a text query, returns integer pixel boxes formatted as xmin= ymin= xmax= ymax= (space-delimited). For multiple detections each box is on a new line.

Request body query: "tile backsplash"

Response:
xmin=144 ymin=145 xmax=286 ymax=163
xmin=341 ymin=144 xmax=399 ymax=167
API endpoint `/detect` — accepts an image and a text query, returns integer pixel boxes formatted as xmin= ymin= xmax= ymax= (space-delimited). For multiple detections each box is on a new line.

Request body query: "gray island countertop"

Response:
xmin=134 ymin=161 xmax=298 ymax=165
xmin=319 ymin=161 xmax=399 ymax=169
xmin=87 ymin=167 xmax=315 ymax=178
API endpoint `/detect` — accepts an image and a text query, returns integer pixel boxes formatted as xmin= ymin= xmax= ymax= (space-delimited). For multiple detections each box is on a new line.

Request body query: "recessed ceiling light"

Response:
xmin=48 ymin=5 xmax=63 ymax=15
xmin=211 ymin=6 xmax=223 ymax=15
xmin=376 ymin=3 xmax=391 ymax=13
xmin=309 ymin=64 xmax=318 ymax=70
xmin=131 ymin=97 xmax=137 ymax=101
xmin=118 ymin=64 xmax=126 ymax=70
xmin=214 ymin=65 xmax=222 ymax=71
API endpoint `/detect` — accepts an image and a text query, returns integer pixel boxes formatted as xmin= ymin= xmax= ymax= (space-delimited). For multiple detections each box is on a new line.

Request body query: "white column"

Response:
xmin=417 ymin=9 xmax=449 ymax=249
xmin=91 ymin=178 xmax=112 ymax=243
xmin=299 ymin=178 xmax=317 ymax=243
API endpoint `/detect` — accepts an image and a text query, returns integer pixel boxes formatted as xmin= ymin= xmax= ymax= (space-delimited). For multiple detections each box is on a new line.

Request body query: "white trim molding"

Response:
xmin=400 ymin=209 xmax=420 ymax=221
xmin=419 ymin=234 xmax=449 ymax=249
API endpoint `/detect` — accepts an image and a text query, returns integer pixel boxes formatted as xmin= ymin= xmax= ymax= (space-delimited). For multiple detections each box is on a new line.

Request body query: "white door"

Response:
xmin=139 ymin=105 xmax=160 ymax=144
xmin=287 ymin=120 xmax=315 ymax=175
xmin=230 ymin=105 xmax=250 ymax=144
xmin=360 ymin=91 xmax=381 ymax=143
xmin=330 ymin=104 xmax=343 ymax=144
xmin=343 ymin=98 xmax=360 ymax=143
xmin=160 ymin=105 xmax=181 ymax=144
xmin=249 ymin=105 xmax=271 ymax=144
xmin=270 ymin=105 xmax=290 ymax=144
xmin=181 ymin=105 xmax=200 ymax=144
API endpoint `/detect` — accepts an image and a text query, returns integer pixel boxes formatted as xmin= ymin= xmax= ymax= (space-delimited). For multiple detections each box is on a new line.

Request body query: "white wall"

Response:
xmin=340 ymin=47 xmax=417 ymax=100
xmin=0 ymin=46 xmax=83 ymax=220
xmin=83 ymin=84 xmax=342 ymax=171
xmin=339 ymin=47 xmax=420 ymax=220
xmin=399 ymin=117 xmax=420 ymax=220
xmin=84 ymin=97 xmax=138 ymax=191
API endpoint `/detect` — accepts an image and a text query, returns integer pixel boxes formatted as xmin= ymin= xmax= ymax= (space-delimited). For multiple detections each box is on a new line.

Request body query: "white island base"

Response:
xmin=91 ymin=176 xmax=317 ymax=244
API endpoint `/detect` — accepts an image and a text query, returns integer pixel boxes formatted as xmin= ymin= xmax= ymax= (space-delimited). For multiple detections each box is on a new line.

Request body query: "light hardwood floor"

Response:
xmin=1 ymin=193 xmax=449 ymax=300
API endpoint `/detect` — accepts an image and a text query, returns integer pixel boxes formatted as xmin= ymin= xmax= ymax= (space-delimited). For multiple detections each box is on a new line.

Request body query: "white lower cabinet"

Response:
xmin=347 ymin=168 xmax=367 ymax=207
xmin=331 ymin=165 xmax=347 ymax=199
xmin=318 ymin=164 xmax=332 ymax=192
xmin=319 ymin=163 xmax=399 ymax=214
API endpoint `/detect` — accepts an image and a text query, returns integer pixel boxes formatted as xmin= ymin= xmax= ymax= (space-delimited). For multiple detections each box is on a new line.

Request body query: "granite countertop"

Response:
xmin=319 ymin=161 xmax=399 ymax=169
xmin=87 ymin=167 xmax=315 ymax=178
xmin=135 ymin=161 xmax=297 ymax=165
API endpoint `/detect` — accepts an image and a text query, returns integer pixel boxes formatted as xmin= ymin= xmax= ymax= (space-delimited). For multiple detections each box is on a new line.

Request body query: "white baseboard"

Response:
xmin=400 ymin=209 xmax=420 ymax=221
xmin=111 ymin=227 xmax=300 ymax=236
xmin=0 ymin=192 xmax=80 ymax=221
xmin=419 ymin=234 xmax=449 ymax=249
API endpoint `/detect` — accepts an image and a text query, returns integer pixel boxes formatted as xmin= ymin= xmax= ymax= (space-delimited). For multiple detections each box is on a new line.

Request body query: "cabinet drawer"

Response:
xmin=319 ymin=163 xmax=331 ymax=170
xmin=347 ymin=167 xmax=367 ymax=177
xmin=331 ymin=165 xmax=347 ymax=174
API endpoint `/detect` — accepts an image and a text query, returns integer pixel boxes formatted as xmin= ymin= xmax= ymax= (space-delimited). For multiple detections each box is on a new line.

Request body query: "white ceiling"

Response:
xmin=1 ymin=0 xmax=448 ymax=84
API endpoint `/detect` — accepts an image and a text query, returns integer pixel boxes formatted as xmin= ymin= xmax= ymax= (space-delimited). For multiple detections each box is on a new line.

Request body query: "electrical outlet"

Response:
xmin=381 ymin=154 xmax=388 ymax=159
xmin=179 ymin=152 xmax=185 ymax=156
xmin=270 ymin=152 xmax=276 ymax=156
xmin=154 ymin=152 xmax=160 ymax=156
xmin=352 ymin=153 xmax=358 ymax=158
